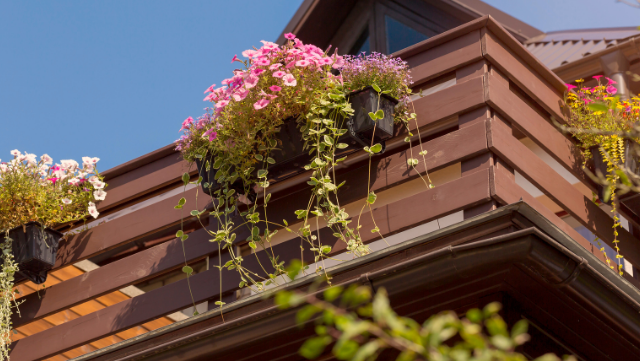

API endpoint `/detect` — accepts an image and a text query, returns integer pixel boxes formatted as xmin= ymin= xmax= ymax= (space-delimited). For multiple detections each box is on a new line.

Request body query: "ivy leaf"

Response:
xmin=257 ymin=169 xmax=268 ymax=178
xmin=295 ymin=210 xmax=308 ymax=219
xmin=370 ymin=143 xmax=382 ymax=154
xmin=323 ymin=135 xmax=334 ymax=145
xmin=255 ymin=154 xmax=264 ymax=161
xmin=407 ymin=158 xmax=419 ymax=167
xmin=367 ymin=191 xmax=377 ymax=204
xmin=215 ymin=301 xmax=226 ymax=306
xmin=179 ymin=197 xmax=186 ymax=206
xmin=372 ymin=84 xmax=381 ymax=93
xmin=374 ymin=109 xmax=384 ymax=119
xmin=248 ymin=241 xmax=257 ymax=249
xmin=176 ymin=230 xmax=184 ymax=238
xmin=182 ymin=266 xmax=193 ymax=275
xmin=266 ymin=157 xmax=276 ymax=164
xmin=182 ymin=172 xmax=190 ymax=185
xmin=299 ymin=336 xmax=332 ymax=359
xmin=286 ymin=259 xmax=303 ymax=280
xmin=337 ymin=143 xmax=349 ymax=149
xmin=190 ymin=210 xmax=200 ymax=216
xmin=320 ymin=245 xmax=331 ymax=254
xmin=368 ymin=112 xmax=377 ymax=120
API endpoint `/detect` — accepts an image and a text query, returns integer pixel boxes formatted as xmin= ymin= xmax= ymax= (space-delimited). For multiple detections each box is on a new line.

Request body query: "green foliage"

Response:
xmin=277 ymin=285 xmax=575 ymax=361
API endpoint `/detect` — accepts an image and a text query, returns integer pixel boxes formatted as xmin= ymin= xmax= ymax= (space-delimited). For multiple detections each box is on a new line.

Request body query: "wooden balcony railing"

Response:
xmin=10 ymin=15 xmax=640 ymax=361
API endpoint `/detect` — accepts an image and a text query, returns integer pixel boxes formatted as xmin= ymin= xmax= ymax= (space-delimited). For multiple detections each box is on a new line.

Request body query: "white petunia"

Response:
xmin=24 ymin=153 xmax=37 ymax=165
xmin=41 ymin=154 xmax=53 ymax=165
xmin=93 ymin=189 xmax=107 ymax=201
xmin=88 ymin=202 xmax=99 ymax=219
xmin=82 ymin=157 xmax=100 ymax=165
xmin=60 ymin=159 xmax=79 ymax=172
xmin=62 ymin=198 xmax=72 ymax=205
xmin=10 ymin=150 xmax=20 ymax=157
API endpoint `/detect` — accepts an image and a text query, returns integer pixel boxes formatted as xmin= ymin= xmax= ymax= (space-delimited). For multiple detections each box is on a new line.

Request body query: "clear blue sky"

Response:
xmin=1 ymin=0 xmax=639 ymax=172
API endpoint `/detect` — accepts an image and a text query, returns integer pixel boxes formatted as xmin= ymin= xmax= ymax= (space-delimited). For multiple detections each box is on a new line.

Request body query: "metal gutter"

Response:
xmin=71 ymin=201 xmax=640 ymax=360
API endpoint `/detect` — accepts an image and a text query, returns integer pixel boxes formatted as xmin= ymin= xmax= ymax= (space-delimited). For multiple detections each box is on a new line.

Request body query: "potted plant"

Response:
xmin=0 ymin=150 xmax=106 ymax=355
xmin=563 ymin=75 xmax=637 ymax=275
xmin=174 ymin=35 xmax=433 ymax=313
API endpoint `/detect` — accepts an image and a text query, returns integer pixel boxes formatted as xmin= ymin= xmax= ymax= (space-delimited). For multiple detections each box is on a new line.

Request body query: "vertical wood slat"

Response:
xmin=10 ymin=171 xmax=493 ymax=361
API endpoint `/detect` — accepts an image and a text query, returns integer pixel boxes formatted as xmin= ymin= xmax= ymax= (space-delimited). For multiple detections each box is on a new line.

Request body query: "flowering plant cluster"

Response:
xmin=341 ymin=52 xmax=414 ymax=124
xmin=173 ymin=34 xmax=433 ymax=315
xmin=0 ymin=150 xmax=107 ymax=232
xmin=564 ymin=75 xmax=640 ymax=275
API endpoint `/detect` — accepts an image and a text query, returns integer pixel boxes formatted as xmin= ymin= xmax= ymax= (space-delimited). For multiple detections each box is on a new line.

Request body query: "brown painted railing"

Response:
xmin=10 ymin=16 xmax=640 ymax=361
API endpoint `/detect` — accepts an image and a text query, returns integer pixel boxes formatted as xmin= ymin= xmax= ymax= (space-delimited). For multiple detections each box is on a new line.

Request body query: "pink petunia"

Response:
xmin=47 ymin=177 xmax=58 ymax=185
xmin=242 ymin=49 xmax=257 ymax=58
xmin=203 ymin=84 xmax=216 ymax=94
xmin=245 ymin=75 xmax=259 ymax=88
xmin=269 ymin=85 xmax=282 ymax=92
xmin=254 ymin=98 xmax=270 ymax=110
xmin=255 ymin=58 xmax=270 ymax=66
xmin=332 ymin=54 xmax=344 ymax=69
xmin=180 ymin=117 xmax=194 ymax=131
xmin=566 ymin=84 xmax=577 ymax=91
xmin=203 ymin=93 xmax=216 ymax=102
xmin=272 ymin=71 xmax=286 ymax=78
xmin=216 ymin=100 xmax=229 ymax=109
xmin=284 ymin=33 xmax=296 ymax=40
xmin=606 ymin=77 xmax=617 ymax=85
xmin=252 ymin=68 xmax=265 ymax=76
xmin=204 ymin=128 xmax=217 ymax=141
xmin=269 ymin=63 xmax=282 ymax=70
xmin=593 ymin=75 xmax=603 ymax=81
xmin=283 ymin=73 xmax=297 ymax=86
xmin=232 ymin=88 xmax=249 ymax=101
xmin=285 ymin=61 xmax=296 ymax=69
xmin=231 ymin=55 xmax=240 ymax=63
xmin=606 ymin=85 xmax=618 ymax=95
xmin=317 ymin=57 xmax=333 ymax=65
xmin=295 ymin=59 xmax=310 ymax=67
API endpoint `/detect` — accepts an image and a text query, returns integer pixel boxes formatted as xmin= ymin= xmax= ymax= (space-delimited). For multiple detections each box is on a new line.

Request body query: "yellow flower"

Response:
xmin=576 ymin=78 xmax=585 ymax=83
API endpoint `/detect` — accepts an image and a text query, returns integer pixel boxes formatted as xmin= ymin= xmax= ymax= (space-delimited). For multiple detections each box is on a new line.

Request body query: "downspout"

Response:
xmin=599 ymin=49 xmax=631 ymax=100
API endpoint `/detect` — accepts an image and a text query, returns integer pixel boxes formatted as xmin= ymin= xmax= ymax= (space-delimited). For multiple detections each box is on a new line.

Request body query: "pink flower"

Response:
xmin=47 ymin=177 xmax=58 ymax=185
xmin=204 ymin=93 xmax=215 ymax=102
xmin=284 ymin=33 xmax=296 ymax=40
xmin=607 ymin=77 xmax=617 ymax=85
xmin=251 ymin=68 xmax=265 ymax=76
xmin=88 ymin=202 xmax=99 ymax=219
xmin=232 ymin=88 xmax=249 ymax=101
xmin=203 ymin=84 xmax=216 ymax=94
xmin=216 ymin=100 xmax=229 ymax=109
xmin=332 ymin=55 xmax=344 ymax=69
xmin=285 ymin=61 xmax=295 ymax=69
xmin=317 ymin=57 xmax=333 ymax=65
xmin=242 ymin=49 xmax=257 ymax=58
xmin=231 ymin=55 xmax=240 ymax=63
xmin=269 ymin=85 xmax=282 ymax=92
xmin=93 ymin=189 xmax=107 ymax=201
xmin=180 ymin=117 xmax=194 ymax=131
xmin=272 ymin=71 xmax=285 ymax=78
xmin=295 ymin=59 xmax=311 ymax=67
xmin=606 ymin=85 xmax=618 ymax=95
xmin=255 ymin=58 xmax=270 ymax=66
xmin=593 ymin=75 xmax=603 ymax=81
xmin=245 ymin=75 xmax=259 ymax=88
xmin=566 ymin=84 xmax=577 ymax=91
xmin=283 ymin=74 xmax=297 ymax=86
xmin=204 ymin=128 xmax=217 ymax=141
xmin=269 ymin=63 xmax=282 ymax=70
xmin=254 ymin=98 xmax=270 ymax=110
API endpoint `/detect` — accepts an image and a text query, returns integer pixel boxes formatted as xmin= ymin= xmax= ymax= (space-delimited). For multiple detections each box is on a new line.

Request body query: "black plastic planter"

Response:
xmin=196 ymin=117 xmax=309 ymax=196
xmin=4 ymin=222 xmax=62 ymax=284
xmin=347 ymin=86 xmax=398 ymax=148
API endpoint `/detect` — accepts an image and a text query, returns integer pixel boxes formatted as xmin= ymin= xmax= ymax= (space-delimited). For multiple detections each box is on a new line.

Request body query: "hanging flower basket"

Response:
xmin=4 ymin=222 xmax=62 ymax=284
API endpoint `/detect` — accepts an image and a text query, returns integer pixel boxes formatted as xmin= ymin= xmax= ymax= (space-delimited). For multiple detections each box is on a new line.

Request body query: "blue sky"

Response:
xmin=1 ymin=0 xmax=639 ymax=171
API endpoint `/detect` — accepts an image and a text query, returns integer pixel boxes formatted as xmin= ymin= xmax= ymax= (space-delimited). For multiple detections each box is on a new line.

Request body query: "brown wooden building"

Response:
xmin=12 ymin=1 xmax=640 ymax=360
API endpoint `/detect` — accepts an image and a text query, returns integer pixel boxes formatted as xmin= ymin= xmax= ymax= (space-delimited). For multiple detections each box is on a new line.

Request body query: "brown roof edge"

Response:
xmin=101 ymin=143 xmax=177 ymax=181
xmin=553 ymin=35 xmax=640 ymax=82
xmin=275 ymin=0 xmax=317 ymax=45
xmin=447 ymin=0 xmax=543 ymax=39
xmin=392 ymin=15 xmax=566 ymax=93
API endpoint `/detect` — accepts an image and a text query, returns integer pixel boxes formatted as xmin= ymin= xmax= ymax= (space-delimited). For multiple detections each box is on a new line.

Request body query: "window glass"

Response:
xmin=385 ymin=15 xmax=429 ymax=54
xmin=349 ymin=28 xmax=370 ymax=55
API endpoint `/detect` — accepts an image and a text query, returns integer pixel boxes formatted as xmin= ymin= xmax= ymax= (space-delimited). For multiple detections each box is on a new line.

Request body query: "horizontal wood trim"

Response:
xmin=483 ymin=30 xmax=565 ymax=122
xmin=10 ymin=171 xmax=491 ymax=361
xmin=484 ymin=73 xmax=593 ymax=190
xmin=55 ymin=187 xmax=211 ymax=269
xmin=16 ymin=123 xmax=488 ymax=329
xmin=403 ymin=29 xmax=483 ymax=86
xmin=490 ymin=163 xmax=606 ymax=264
xmin=101 ymin=144 xmax=176 ymax=181
xmin=97 ymin=153 xmax=193 ymax=212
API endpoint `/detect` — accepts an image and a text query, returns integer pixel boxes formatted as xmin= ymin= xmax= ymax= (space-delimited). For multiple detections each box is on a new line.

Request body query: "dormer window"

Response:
xmin=385 ymin=15 xmax=429 ymax=54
